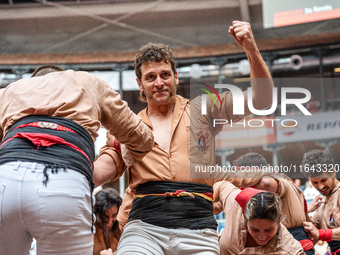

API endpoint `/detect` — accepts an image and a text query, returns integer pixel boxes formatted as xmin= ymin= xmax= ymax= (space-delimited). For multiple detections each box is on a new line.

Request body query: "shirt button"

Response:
xmin=169 ymin=154 xmax=172 ymax=158
xmin=173 ymin=176 xmax=176 ymax=180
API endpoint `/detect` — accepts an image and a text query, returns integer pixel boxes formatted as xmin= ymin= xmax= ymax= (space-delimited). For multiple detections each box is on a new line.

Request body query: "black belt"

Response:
xmin=129 ymin=181 xmax=218 ymax=230
xmin=288 ymin=226 xmax=314 ymax=254
xmin=329 ymin=240 xmax=340 ymax=254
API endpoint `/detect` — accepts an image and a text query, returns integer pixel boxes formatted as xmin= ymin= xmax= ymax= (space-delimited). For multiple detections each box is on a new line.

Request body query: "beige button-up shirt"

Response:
xmin=103 ymin=93 xmax=238 ymax=226
xmin=0 ymin=70 xmax=153 ymax=162
xmin=275 ymin=176 xmax=311 ymax=229
xmin=100 ymin=94 xmax=237 ymax=187
xmin=218 ymin=181 xmax=305 ymax=255
xmin=311 ymin=182 xmax=340 ymax=230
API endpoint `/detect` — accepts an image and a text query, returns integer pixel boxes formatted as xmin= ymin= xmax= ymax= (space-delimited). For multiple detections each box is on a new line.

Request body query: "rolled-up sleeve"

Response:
xmin=98 ymin=80 xmax=154 ymax=164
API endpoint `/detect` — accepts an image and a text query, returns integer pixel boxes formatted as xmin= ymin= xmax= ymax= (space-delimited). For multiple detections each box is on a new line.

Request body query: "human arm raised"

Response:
xmin=228 ymin=21 xmax=274 ymax=118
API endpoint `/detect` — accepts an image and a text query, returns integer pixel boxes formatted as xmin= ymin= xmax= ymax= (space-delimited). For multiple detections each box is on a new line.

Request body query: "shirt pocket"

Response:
xmin=187 ymin=125 xmax=212 ymax=164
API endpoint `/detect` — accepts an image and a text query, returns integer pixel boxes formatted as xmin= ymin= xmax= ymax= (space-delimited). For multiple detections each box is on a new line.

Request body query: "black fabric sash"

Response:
xmin=329 ymin=240 xmax=340 ymax=254
xmin=128 ymin=181 xmax=218 ymax=230
xmin=288 ymin=226 xmax=314 ymax=255
xmin=287 ymin=226 xmax=310 ymax=241
xmin=0 ymin=115 xmax=95 ymax=190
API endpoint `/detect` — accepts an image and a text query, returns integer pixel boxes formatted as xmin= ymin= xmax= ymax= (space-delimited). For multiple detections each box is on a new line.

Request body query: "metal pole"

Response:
xmin=262 ymin=53 xmax=277 ymax=77
xmin=238 ymin=0 xmax=250 ymax=22
xmin=218 ymin=149 xmax=235 ymax=167
xmin=262 ymin=144 xmax=285 ymax=168
xmin=315 ymin=139 xmax=338 ymax=152
xmin=317 ymin=48 xmax=326 ymax=111
xmin=12 ymin=68 xmax=29 ymax=79
xmin=211 ymin=57 xmax=228 ymax=93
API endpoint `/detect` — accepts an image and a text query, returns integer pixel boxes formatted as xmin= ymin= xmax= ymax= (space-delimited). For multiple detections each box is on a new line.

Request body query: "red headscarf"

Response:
xmin=235 ymin=188 xmax=266 ymax=211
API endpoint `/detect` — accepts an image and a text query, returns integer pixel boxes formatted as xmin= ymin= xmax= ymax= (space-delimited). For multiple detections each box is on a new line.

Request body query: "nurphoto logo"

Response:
xmin=200 ymin=83 xmax=312 ymax=116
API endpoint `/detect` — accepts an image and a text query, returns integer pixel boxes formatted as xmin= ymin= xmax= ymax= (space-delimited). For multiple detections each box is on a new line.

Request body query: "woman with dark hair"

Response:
xmin=214 ymin=181 xmax=306 ymax=255
xmin=93 ymin=188 xmax=122 ymax=255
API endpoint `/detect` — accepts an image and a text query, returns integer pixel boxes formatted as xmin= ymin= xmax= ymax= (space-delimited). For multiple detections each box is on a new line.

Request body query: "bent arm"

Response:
xmin=93 ymin=131 xmax=126 ymax=187
xmin=99 ymin=80 xmax=154 ymax=162
xmin=213 ymin=167 xmax=274 ymax=188
xmin=93 ymin=154 xmax=118 ymax=187
xmin=254 ymin=177 xmax=278 ymax=193
xmin=228 ymin=21 xmax=274 ymax=118
xmin=332 ymin=227 xmax=340 ymax=241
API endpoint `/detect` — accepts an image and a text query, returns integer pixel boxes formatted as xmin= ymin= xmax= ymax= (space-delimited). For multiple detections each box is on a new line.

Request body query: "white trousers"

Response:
xmin=116 ymin=220 xmax=220 ymax=255
xmin=0 ymin=161 xmax=93 ymax=255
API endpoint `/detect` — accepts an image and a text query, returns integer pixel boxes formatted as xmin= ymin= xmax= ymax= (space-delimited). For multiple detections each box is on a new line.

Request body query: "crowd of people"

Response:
xmin=0 ymin=20 xmax=339 ymax=255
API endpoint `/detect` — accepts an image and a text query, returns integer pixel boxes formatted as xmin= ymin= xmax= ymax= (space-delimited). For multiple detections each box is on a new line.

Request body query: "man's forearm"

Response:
xmin=225 ymin=170 xmax=265 ymax=188
xmin=93 ymin=153 xmax=118 ymax=187
xmin=332 ymin=227 xmax=340 ymax=241
xmin=229 ymin=21 xmax=274 ymax=117
xmin=247 ymin=48 xmax=271 ymax=79
xmin=247 ymin=50 xmax=274 ymax=113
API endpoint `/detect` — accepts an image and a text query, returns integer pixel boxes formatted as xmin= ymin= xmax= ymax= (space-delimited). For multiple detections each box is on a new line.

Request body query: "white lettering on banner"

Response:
xmin=313 ymin=5 xmax=333 ymax=13
xmin=213 ymin=118 xmax=295 ymax=128
xmin=307 ymin=120 xmax=340 ymax=130
xmin=203 ymin=85 xmax=311 ymax=116
xmin=275 ymin=111 xmax=340 ymax=143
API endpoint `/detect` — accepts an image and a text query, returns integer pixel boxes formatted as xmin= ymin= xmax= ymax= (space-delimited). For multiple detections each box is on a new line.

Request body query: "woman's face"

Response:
xmin=104 ymin=205 xmax=118 ymax=230
xmin=247 ymin=218 xmax=279 ymax=246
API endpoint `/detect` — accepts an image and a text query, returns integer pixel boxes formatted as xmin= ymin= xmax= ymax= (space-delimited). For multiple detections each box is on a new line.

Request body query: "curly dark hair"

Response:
xmin=302 ymin=149 xmax=334 ymax=178
xmin=94 ymin=188 xmax=122 ymax=249
xmin=244 ymin=191 xmax=282 ymax=223
xmin=134 ymin=42 xmax=177 ymax=102
xmin=233 ymin=152 xmax=268 ymax=168
xmin=31 ymin=65 xmax=65 ymax=77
